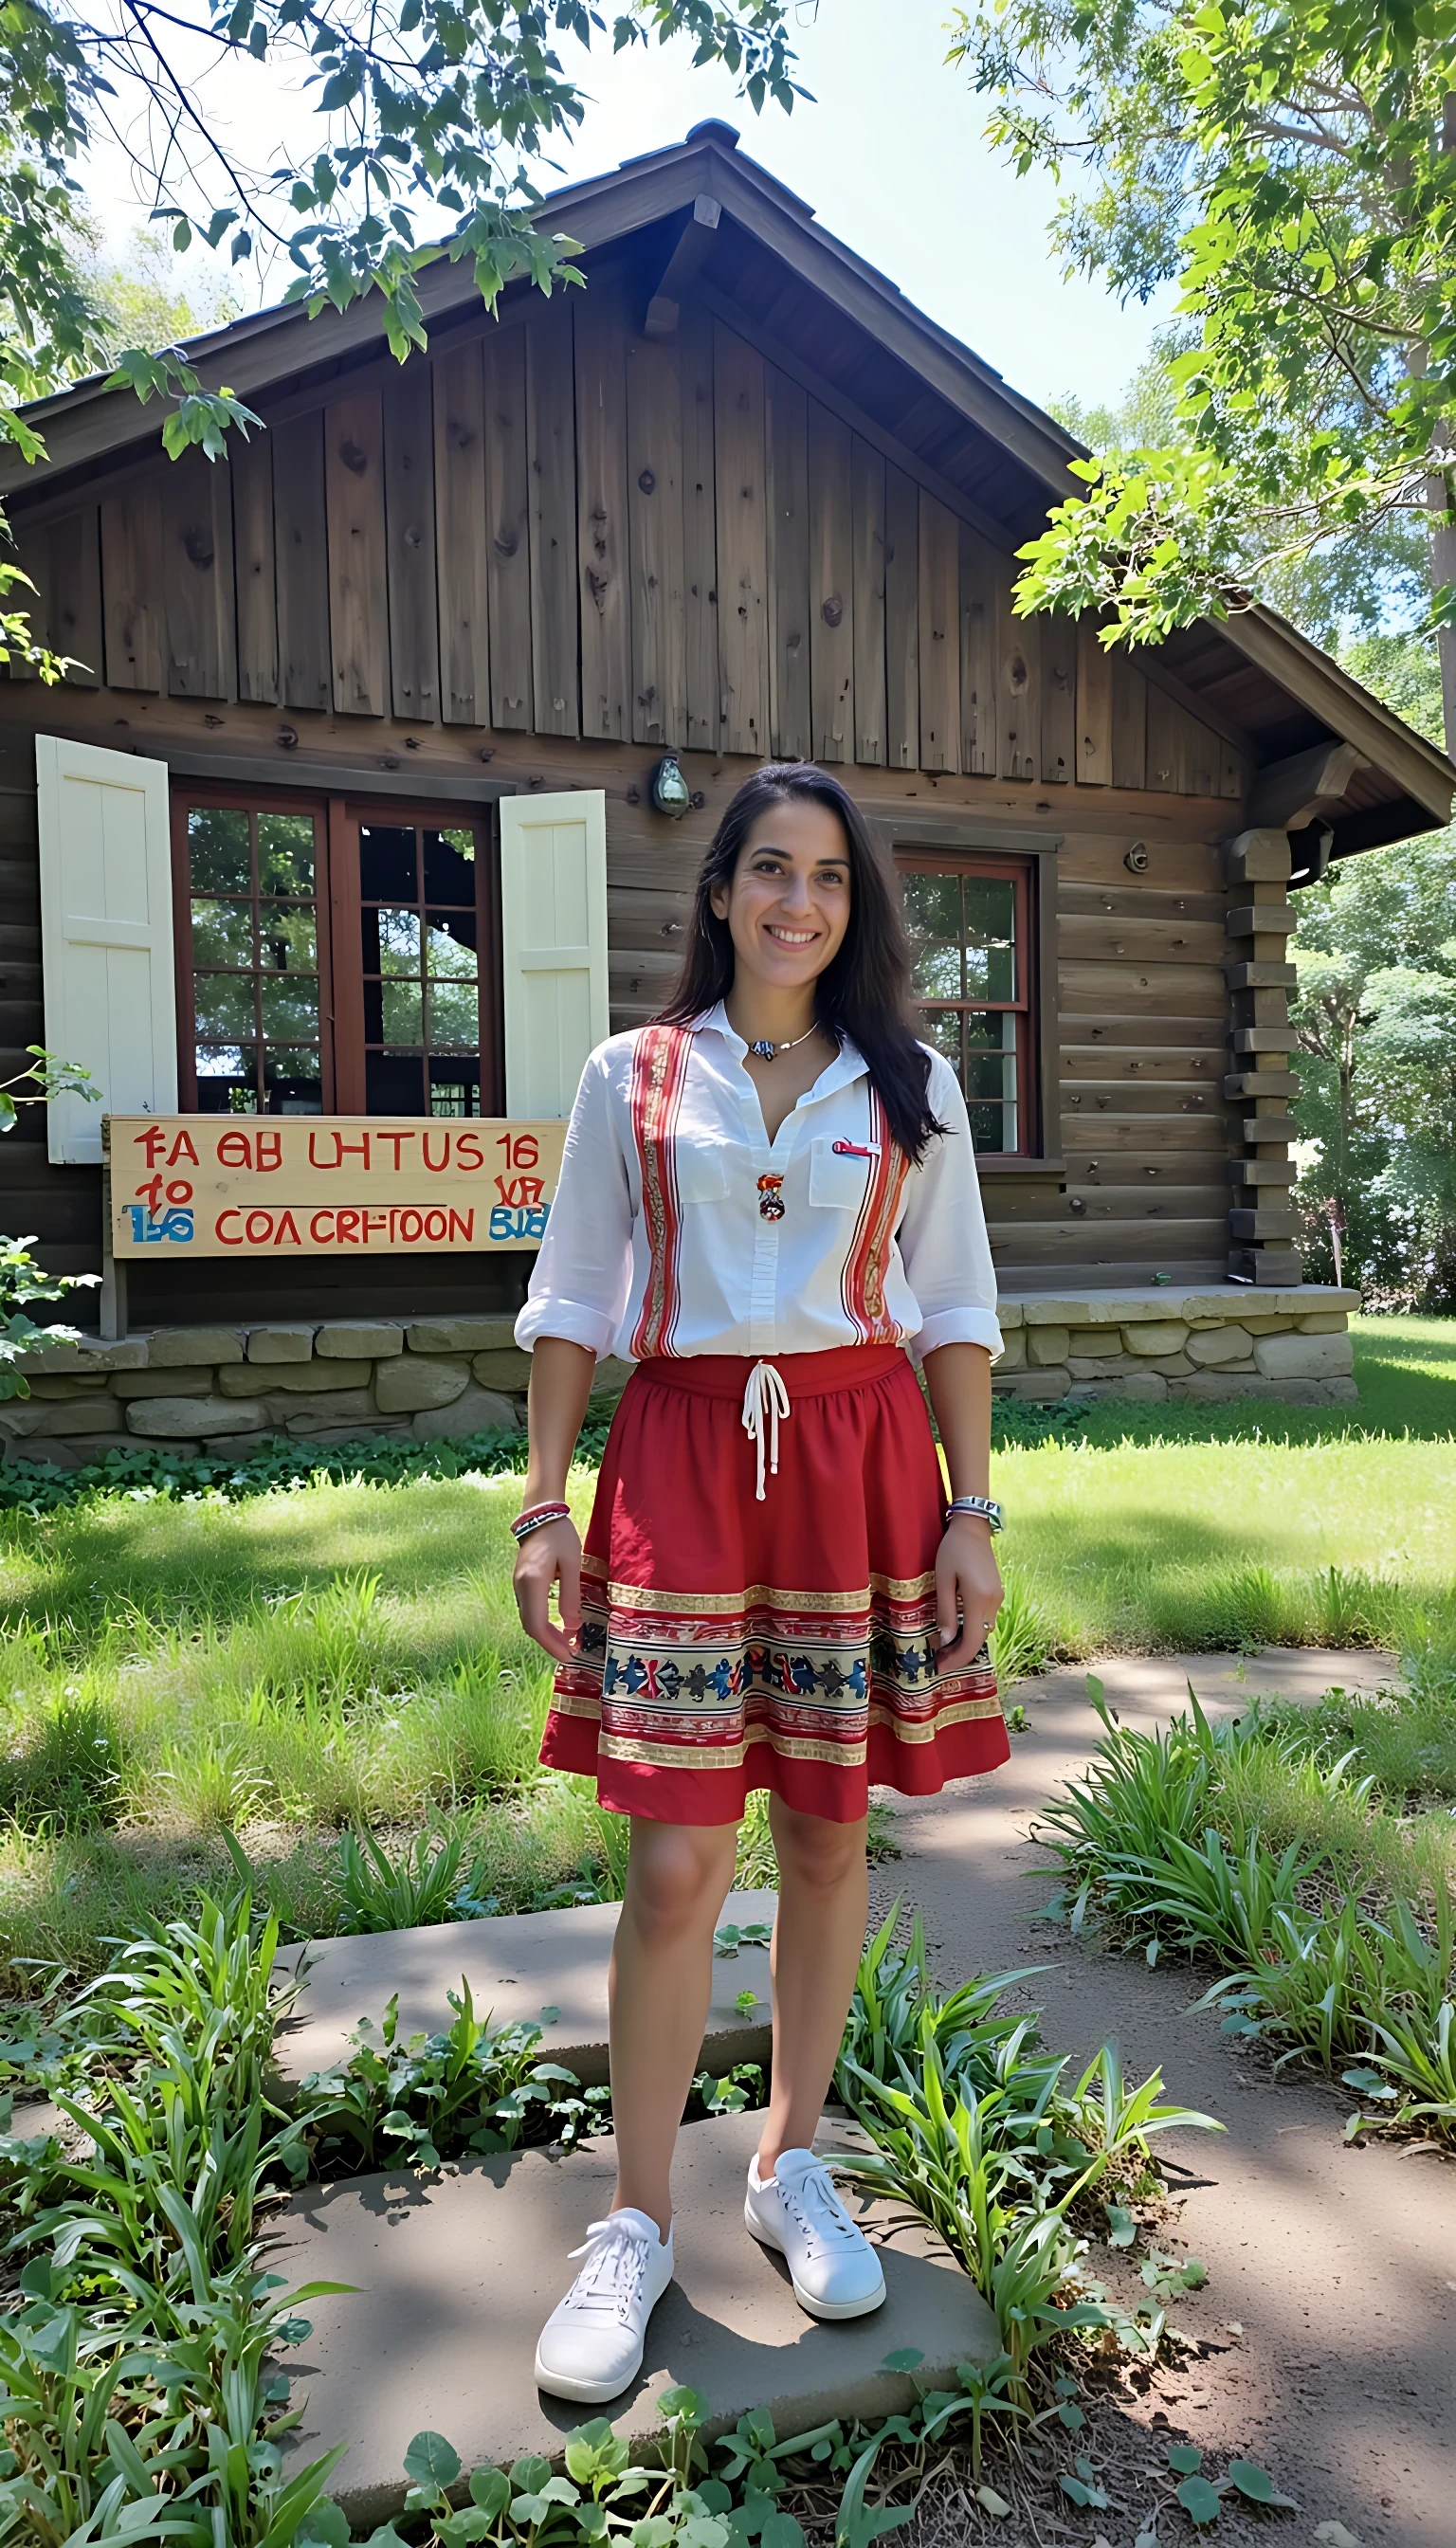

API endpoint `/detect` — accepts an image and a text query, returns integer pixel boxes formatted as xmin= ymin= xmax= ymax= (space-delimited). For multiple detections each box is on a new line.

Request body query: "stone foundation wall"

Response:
xmin=992 ymin=1285 xmax=1359 ymax=1408
xmin=5 ymin=1285 xmax=1359 ymax=1465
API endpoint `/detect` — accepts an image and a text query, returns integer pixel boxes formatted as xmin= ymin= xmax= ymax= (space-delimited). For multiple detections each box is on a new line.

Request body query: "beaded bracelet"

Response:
xmin=946 ymin=1494 xmax=1004 ymax=1536
xmin=510 ymin=1502 xmax=572 ymax=1543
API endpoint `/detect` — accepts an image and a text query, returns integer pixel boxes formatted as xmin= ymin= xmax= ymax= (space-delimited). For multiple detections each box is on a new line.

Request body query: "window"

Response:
xmin=899 ymin=854 xmax=1033 ymax=1155
xmin=358 ymin=820 xmax=484 ymax=1116
xmin=172 ymin=788 xmax=500 ymax=1117
xmin=180 ymin=801 xmax=326 ymax=1114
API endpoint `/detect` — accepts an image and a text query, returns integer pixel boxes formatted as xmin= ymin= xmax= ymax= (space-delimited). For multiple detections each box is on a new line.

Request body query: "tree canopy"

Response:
xmin=950 ymin=1 xmax=1456 ymax=747
xmin=1 ymin=0 xmax=800 ymax=672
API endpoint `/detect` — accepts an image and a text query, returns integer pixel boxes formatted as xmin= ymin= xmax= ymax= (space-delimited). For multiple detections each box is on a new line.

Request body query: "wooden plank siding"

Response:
xmin=17 ymin=290 xmax=1248 ymax=804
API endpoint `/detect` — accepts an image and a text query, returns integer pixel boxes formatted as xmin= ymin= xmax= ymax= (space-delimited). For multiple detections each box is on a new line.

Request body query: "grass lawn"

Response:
xmin=0 ymin=1316 xmax=1450 ymax=1988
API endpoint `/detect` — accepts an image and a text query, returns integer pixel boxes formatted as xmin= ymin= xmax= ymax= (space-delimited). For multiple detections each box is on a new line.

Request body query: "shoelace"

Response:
xmin=741 ymin=1358 xmax=791 ymax=1502
xmin=563 ymin=2216 xmax=652 ymax=2324
xmin=775 ymin=2160 xmax=860 ymax=2258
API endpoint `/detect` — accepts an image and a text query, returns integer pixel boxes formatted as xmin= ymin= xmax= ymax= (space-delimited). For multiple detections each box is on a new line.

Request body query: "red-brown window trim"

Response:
xmin=170 ymin=782 xmax=503 ymax=1117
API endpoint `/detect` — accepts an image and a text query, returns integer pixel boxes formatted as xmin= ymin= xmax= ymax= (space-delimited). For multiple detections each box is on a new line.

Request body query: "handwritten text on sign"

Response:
xmin=107 ymin=1117 xmax=567 ymax=1256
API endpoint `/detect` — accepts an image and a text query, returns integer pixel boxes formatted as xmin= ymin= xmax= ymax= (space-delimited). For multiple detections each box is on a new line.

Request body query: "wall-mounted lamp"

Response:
xmin=649 ymin=754 xmax=691 ymax=817
xmin=1123 ymin=841 xmax=1149 ymax=873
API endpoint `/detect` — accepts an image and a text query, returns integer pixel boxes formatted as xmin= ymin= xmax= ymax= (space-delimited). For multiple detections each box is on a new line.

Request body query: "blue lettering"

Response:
xmin=125 ymin=1205 xmax=193 ymax=1246
xmin=488 ymin=1204 xmax=552 ymax=1243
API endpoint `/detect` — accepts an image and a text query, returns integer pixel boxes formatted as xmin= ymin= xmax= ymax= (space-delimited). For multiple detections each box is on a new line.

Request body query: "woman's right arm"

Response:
xmin=512 ymin=1049 xmax=634 ymax=1664
xmin=513 ymin=1338 xmax=598 ymax=1664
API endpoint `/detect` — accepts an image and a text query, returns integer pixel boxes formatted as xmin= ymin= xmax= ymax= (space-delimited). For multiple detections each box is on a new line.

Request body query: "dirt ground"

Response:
xmin=865 ymin=1648 xmax=1455 ymax=2548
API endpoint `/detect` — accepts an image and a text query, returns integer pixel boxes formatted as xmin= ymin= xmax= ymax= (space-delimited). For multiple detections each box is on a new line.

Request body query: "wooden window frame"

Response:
xmin=171 ymin=781 xmax=503 ymax=1118
xmin=882 ymin=819 xmax=1063 ymax=1171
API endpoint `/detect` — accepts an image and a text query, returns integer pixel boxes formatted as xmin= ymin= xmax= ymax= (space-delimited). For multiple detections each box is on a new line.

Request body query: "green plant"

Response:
xmin=332 ymin=1826 xmax=495 ymax=1934
xmin=988 ymin=1577 xmax=1056 ymax=1687
xmin=293 ymin=1983 xmax=600 ymax=2174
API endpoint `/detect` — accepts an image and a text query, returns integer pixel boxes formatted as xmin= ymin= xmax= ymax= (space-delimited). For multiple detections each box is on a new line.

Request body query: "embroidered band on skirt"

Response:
xmin=541 ymin=1342 xmax=1009 ymax=1825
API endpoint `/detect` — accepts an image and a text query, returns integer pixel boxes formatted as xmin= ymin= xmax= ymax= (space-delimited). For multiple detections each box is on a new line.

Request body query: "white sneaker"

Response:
xmin=744 ymin=2147 xmax=886 ymax=2320
xmin=534 ymin=2208 xmax=675 ymax=2403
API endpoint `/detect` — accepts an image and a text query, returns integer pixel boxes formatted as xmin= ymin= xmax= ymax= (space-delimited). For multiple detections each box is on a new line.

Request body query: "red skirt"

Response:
xmin=541 ymin=1343 xmax=1008 ymax=1825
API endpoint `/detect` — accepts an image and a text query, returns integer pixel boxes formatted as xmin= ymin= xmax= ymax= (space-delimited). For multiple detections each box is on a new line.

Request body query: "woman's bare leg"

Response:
xmin=756 ymin=1800 xmax=868 ymax=2175
xmin=608 ymin=1814 xmax=740 ymax=2238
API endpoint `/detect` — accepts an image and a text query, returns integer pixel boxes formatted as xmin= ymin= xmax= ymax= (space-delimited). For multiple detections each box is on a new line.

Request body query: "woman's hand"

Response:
xmin=935 ymin=1514 xmax=1004 ymax=1672
xmin=513 ymin=1517 xmax=583 ymax=1665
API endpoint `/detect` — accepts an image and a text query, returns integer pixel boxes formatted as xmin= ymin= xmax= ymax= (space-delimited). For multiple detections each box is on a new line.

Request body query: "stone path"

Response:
xmin=275 ymin=2106 xmax=998 ymax=2525
xmin=272 ymin=1887 xmax=777 ymax=2096
xmin=874 ymin=1647 xmax=1455 ymax=2548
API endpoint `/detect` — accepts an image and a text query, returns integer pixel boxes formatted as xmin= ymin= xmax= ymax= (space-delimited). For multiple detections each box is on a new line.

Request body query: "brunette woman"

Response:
xmin=511 ymin=762 xmax=1008 ymax=2402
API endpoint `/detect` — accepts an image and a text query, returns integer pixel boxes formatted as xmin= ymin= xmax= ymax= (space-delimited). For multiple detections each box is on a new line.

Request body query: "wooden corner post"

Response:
xmin=1222 ymin=828 xmax=1301 ymax=1285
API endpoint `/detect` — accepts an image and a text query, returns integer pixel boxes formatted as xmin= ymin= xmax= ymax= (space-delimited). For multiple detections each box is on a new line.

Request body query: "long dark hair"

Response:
xmin=657 ymin=763 xmax=944 ymax=1163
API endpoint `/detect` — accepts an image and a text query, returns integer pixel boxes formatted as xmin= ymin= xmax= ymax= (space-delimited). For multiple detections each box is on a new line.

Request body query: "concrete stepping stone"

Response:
xmin=271 ymin=1890 xmax=777 ymax=2100
xmin=276 ymin=2104 xmax=1000 ymax=2523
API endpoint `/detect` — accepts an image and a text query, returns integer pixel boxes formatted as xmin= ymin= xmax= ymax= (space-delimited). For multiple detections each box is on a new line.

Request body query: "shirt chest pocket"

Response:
xmin=674 ymin=1142 xmax=731 ymax=1205
xmin=809 ymin=1137 xmax=876 ymax=1210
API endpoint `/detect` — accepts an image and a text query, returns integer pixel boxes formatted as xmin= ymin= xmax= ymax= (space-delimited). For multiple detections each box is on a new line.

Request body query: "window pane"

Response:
xmin=366 ymin=1051 xmax=425 ymax=1113
xmin=260 ymin=906 xmax=318 ymax=972
xmin=188 ymin=807 xmax=249 ymax=893
xmin=921 ymin=1009 xmax=962 ymax=1075
xmin=901 ymin=872 xmax=961 ymax=939
xmin=963 ymin=878 xmax=1017 ymax=1004
xmin=191 ymin=899 xmax=254 ymax=967
xmin=360 ymin=825 xmax=417 ymax=900
xmin=263 ymin=1048 xmax=323 ymax=1114
xmin=965 ymin=1012 xmax=1017 ymax=1152
xmin=425 ymin=913 xmax=478 ymax=976
xmin=194 ymin=974 xmax=257 ymax=1040
xmin=374 ymin=908 xmax=422 ymax=975
xmin=257 ymin=813 xmax=316 ymax=896
xmin=427 ymin=977 xmax=478 ymax=1049
xmin=423 ymin=826 xmax=477 ymax=904
xmin=381 ymin=981 xmax=425 ymax=1045
xmin=196 ymin=1045 xmax=259 ymax=1112
xmin=428 ymin=1058 xmax=482 ymax=1114
xmin=260 ymin=974 xmax=319 ymax=1042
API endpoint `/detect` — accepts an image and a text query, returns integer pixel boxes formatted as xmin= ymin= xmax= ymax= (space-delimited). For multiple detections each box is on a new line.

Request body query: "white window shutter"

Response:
xmin=36 ymin=737 xmax=176 ymax=1165
xmin=499 ymin=789 xmax=610 ymax=1118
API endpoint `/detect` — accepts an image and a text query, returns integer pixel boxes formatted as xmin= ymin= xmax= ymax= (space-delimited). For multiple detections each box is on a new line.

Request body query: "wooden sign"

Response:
xmin=106 ymin=1116 xmax=566 ymax=1257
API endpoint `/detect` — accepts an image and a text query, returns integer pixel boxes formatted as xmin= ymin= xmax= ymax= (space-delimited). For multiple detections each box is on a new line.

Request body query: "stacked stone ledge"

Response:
xmin=3 ymin=1285 xmax=1359 ymax=1463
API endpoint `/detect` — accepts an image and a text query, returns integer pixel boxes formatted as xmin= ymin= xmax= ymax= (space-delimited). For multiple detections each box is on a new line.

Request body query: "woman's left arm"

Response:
xmin=922 ymin=1342 xmax=1003 ymax=1667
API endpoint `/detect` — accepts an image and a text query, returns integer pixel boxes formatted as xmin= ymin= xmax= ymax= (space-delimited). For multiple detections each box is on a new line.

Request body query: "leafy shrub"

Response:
xmin=0 ymin=1690 xmax=123 ymax=1829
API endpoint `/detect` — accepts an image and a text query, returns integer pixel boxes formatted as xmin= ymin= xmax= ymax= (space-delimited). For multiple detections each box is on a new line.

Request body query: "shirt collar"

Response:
xmin=693 ymin=1000 xmax=868 ymax=1101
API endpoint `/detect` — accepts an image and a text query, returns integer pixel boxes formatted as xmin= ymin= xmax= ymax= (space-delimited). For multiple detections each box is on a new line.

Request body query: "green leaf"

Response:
xmin=403 ymin=2435 xmax=462 ymax=2494
xmin=465 ymin=2470 xmax=509 ymax=2519
xmin=1176 ymin=2475 xmax=1223 ymax=2527
xmin=881 ymin=2348 xmax=924 ymax=2373
xmin=1167 ymin=2445 xmax=1203 ymax=2475
xmin=1103 ymin=2202 xmax=1137 ymax=2247
xmin=1227 ymin=2460 xmax=1298 ymax=2508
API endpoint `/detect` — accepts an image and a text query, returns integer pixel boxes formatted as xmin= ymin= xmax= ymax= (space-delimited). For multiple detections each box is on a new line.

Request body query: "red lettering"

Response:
xmin=337 ymin=1210 xmax=362 ymax=1243
xmin=516 ymin=1135 xmax=539 ymax=1171
xmin=166 ymin=1130 xmax=199 ymax=1167
xmin=310 ymin=1210 xmax=335 ymax=1244
xmin=422 ymin=1131 xmax=450 ymax=1173
xmin=136 ymin=1174 xmax=164 ymax=1212
xmin=257 ymin=1132 xmax=282 ymax=1172
xmin=218 ymin=1131 xmax=251 ymax=1169
xmin=376 ymin=1131 xmax=415 ymax=1169
xmin=164 ymin=1179 xmax=193 ymax=1206
xmin=309 ymin=1130 xmax=371 ymax=1169
xmin=217 ymin=1210 xmax=245 ymax=1246
xmin=425 ymin=1209 xmax=447 ymax=1241
xmin=494 ymin=1174 xmax=546 ymax=1208
xmin=455 ymin=1133 xmax=483 ymax=1171
xmin=400 ymin=1209 xmax=424 ymax=1243
xmin=246 ymin=1210 xmax=273 ymax=1244
xmin=275 ymin=1210 xmax=301 ymax=1247
xmin=447 ymin=1209 xmax=474 ymax=1242
xmin=136 ymin=1125 xmax=168 ymax=1167
xmin=365 ymin=1211 xmax=389 ymax=1238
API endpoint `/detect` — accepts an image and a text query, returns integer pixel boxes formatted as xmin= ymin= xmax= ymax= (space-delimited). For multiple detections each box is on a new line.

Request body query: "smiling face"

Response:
xmin=708 ymin=797 xmax=853 ymax=997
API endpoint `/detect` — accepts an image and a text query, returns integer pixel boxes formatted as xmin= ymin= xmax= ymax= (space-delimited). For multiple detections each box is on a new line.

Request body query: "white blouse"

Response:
xmin=516 ymin=1004 xmax=1002 ymax=1370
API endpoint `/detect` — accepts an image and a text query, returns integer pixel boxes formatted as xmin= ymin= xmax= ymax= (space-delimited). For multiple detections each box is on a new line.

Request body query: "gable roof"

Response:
xmin=8 ymin=119 xmax=1452 ymax=853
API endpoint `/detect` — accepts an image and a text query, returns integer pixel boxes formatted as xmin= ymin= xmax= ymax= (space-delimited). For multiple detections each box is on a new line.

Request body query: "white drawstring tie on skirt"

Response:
xmin=741 ymin=1358 xmax=791 ymax=1501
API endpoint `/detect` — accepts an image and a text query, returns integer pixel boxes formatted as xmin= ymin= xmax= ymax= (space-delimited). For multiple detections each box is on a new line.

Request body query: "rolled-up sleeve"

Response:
xmin=897 ymin=1051 xmax=1003 ymax=1361
xmin=515 ymin=1048 xmax=634 ymax=1359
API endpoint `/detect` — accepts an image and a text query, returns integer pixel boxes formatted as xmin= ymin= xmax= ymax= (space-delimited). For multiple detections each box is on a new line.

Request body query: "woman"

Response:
xmin=512 ymin=761 xmax=1009 ymax=2404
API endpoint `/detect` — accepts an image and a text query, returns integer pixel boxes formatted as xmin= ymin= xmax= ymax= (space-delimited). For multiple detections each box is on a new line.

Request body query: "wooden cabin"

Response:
xmin=1 ymin=120 xmax=1449 ymax=1449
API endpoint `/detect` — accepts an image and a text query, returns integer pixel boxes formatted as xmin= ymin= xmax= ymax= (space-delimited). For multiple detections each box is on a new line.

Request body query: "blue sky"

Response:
xmin=82 ymin=0 xmax=1171 ymax=415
